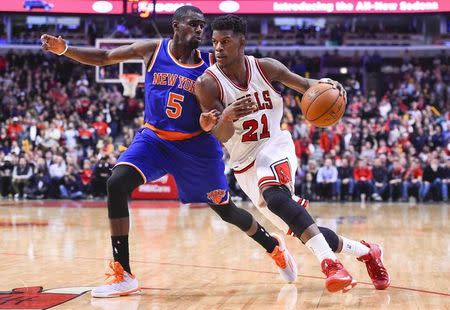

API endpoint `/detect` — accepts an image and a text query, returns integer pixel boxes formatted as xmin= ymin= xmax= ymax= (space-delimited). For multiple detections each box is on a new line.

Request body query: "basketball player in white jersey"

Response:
xmin=196 ymin=15 xmax=390 ymax=293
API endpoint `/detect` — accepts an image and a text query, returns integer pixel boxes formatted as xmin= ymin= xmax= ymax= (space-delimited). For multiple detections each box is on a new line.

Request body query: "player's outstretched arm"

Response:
xmin=40 ymin=34 xmax=159 ymax=66
xmin=257 ymin=58 xmax=346 ymax=98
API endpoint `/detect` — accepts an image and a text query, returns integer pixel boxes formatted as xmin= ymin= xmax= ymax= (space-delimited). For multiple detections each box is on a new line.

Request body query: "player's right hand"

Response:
xmin=200 ymin=109 xmax=220 ymax=132
xmin=222 ymin=94 xmax=258 ymax=122
xmin=40 ymin=34 xmax=67 ymax=55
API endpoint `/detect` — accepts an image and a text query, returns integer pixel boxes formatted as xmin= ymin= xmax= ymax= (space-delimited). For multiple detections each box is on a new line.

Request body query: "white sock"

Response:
xmin=305 ymin=234 xmax=337 ymax=262
xmin=340 ymin=237 xmax=369 ymax=257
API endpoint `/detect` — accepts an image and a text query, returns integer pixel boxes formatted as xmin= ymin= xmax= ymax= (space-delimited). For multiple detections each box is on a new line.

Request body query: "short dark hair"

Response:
xmin=172 ymin=5 xmax=203 ymax=22
xmin=211 ymin=14 xmax=247 ymax=36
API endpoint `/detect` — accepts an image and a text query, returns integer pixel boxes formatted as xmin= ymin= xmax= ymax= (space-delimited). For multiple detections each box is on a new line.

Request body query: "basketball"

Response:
xmin=300 ymin=83 xmax=346 ymax=127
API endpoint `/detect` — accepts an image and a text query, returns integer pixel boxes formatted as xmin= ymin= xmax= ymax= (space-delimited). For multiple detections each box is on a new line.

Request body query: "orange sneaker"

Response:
xmin=321 ymin=259 xmax=354 ymax=293
xmin=357 ymin=241 xmax=390 ymax=290
xmin=91 ymin=261 xmax=140 ymax=298
xmin=269 ymin=234 xmax=298 ymax=283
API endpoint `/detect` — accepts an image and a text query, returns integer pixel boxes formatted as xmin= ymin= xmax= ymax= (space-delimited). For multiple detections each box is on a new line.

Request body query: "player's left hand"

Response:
xmin=319 ymin=78 xmax=347 ymax=102
xmin=200 ymin=109 xmax=221 ymax=132
xmin=41 ymin=34 xmax=67 ymax=55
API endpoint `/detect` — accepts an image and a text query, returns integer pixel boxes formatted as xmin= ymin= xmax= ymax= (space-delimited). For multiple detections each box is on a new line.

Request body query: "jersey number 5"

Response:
xmin=242 ymin=114 xmax=270 ymax=142
xmin=166 ymin=92 xmax=184 ymax=119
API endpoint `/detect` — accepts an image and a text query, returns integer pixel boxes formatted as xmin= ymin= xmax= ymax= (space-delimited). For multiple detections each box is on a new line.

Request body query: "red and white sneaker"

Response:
xmin=321 ymin=259 xmax=354 ymax=293
xmin=357 ymin=241 xmax=391 ymax=290
xmin=269 ymin=234 xmax=298 ymax=283
xmin=91 ymin=261 xmax=140 ymax=298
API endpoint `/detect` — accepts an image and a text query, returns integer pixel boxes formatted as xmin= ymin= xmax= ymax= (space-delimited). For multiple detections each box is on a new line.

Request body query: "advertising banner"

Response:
xmin=131 ymin=174 xmax=179 ymax=200
xmin=127 ymin=0 xmax=450 ymax=16
xmin=0 ymin=0 xmax=124 ymax=14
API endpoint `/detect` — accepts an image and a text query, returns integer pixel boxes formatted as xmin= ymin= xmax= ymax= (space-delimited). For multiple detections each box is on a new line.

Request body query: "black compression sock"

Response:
xmin=111 ymin=235 xmax=131 ymax=274
xmin=250 ymin=223 xmax=278 ymax=253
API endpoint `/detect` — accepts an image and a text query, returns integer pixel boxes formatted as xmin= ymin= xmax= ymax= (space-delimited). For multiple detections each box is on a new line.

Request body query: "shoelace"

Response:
xmin=105 ymin=261 xmax=125 ymax=284
xmin=368 ymin=258 xmax=388 ymax=279
xmin=270 ymin=246 xmax=287 ymax=269
xmin=322 ymin=259 xmax=343 ymax=276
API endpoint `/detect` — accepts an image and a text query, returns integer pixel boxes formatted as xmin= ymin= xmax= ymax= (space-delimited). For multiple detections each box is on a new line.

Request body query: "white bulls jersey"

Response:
xmin=206 ymin=56 xmax=284 ymax=171
xmin=207 ymin=56 xmax=306 ymax=234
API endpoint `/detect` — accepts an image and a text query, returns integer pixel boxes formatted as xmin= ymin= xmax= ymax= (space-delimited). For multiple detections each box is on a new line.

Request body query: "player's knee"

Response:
xmin=107 ymin=165 xmax=143 ymax=219
xmin=107 ymin=173 xmax=124 ymax=196
xmin=318 ymin=226 xmax=339 ymax=252
xmin=107 ymin=165 xmax=142 ymax=197
xmin=209 ymin=202 xmax=252 ymax=231
xmin=210 ymin=203 xmax=233 ymax=222
xmin=262 ymin=186 xmax=291 ymax=212
xmin=263 ymin=186 xmax=299 ymax=220
xmin=263 ymin=186 xmax=314 ymax=236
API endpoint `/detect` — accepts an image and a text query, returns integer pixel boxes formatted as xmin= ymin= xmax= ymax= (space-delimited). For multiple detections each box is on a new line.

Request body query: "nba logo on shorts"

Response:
xmin=207 ymin=189 xmax=227 ymax=204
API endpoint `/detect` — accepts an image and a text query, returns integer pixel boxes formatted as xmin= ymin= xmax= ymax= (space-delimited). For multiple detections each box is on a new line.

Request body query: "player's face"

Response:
xmin=212 ymin=30 xmax=245 ymax=67
xmin=174 ymin=12 xmax=206 ymax=48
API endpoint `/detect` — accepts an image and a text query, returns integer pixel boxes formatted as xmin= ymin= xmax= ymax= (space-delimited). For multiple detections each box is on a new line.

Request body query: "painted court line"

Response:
xmin=1 ymin=252 xmax=449 ymax=298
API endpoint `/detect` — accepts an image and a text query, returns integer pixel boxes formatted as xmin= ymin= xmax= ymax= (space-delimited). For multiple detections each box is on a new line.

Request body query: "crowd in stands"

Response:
xmin=0 ymin=49 xmax=448 ymax=203
xmin=1 ymin=15 xmax=432 ymax=47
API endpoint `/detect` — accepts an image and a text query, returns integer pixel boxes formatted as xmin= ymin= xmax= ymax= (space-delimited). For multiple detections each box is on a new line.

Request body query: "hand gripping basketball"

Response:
xmin=301 ymin=79 xmax=347 ymax=127
xmin=319 ymin=78 xmax=347 ymax=103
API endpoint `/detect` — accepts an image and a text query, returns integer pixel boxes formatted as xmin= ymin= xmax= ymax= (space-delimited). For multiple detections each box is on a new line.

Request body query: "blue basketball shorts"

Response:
xmin=116 ymin=128 xmax=229 ymax=204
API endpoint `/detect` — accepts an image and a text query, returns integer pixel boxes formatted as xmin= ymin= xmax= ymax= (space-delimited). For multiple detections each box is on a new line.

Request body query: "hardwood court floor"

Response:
xmin=0 ymin=199 xmax=449 ymax=309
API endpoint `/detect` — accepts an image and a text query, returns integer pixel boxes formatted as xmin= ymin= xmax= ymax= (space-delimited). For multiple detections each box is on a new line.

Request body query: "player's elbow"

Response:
xmin=96 ymin=50 xmax=114 ymax=66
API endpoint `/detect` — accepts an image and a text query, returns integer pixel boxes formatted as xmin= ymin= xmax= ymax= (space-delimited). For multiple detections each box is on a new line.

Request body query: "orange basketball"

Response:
xmin=300 ymin=83 xmax=346 ymax=127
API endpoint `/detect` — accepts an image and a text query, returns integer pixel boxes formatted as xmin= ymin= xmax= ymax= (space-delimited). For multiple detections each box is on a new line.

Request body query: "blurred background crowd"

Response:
xmin=0 ymin=12 xmax=449 ymax=203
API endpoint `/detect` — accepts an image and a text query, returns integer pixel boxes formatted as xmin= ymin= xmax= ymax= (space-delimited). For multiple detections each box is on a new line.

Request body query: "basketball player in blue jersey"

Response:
xmin=41 ymin=6 xmax=298 ymax=298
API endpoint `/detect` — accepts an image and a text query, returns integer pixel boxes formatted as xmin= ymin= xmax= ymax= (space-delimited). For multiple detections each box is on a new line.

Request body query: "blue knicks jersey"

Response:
xmin=144 ymin=38 xmax=212 ymax=136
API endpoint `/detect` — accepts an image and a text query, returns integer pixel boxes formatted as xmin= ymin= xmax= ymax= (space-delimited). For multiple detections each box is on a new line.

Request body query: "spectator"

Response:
xmin=25 ymin=165 xmax=50 ymax=199
xmin=91 ymin=156 xmax=112 ymax=198
xmin=372 ymin=158 xmax=388 ymax=201
xmin=0 ymin=153 xmax=15 ymax=198
xmin=354 ymin=159 xmax=379 ymax=202
xmin=337 ymin=158 xmax=354 ymax=201
xmin=421 ymin=158 xmax=442 ymax=201
xmin=6 ymin=117 xmax=23 ymax=141
xmin=92 ymin=115 xmax=110 ymax=139
xmin=64 ymin=122 xmax=79 ymax=149
xmin=59 ymin=166 xmax=84 ymax=200
xmin=80 ymin=159 xmax=93 ymax=196
xmin=48 ymin=155 xmax=67 ymax=198
xmin=388 ymin=160 xmax=405 ymax=201
xmin=12 ymin=157 xmax=33 ymax=199
xmin=316 ymin=158 xmax=338 ymax=200
xmin=403 ymin=159 xmax=423 ymax=201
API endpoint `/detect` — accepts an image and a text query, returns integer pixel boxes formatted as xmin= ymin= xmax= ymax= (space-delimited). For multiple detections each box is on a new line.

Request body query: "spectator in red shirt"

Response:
xmin=319 ymin=130 xmax=332 ymax=154
xmin=92 ymin=115 xmax=110 ymax=138
xmin=6 ymin=117 xmax=23 ymax=141
xmin=79 ymin=159 xmax=93 ymax=197
xmin=402 ymin=159 xmax=423 ymax=201
xmin=353 ymin=159 xmax=375 ymax=202
xmin=78 ymin=122 xmax=94 ymax=157
xmin=388 ymin=160 xmax=405 ymax=201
